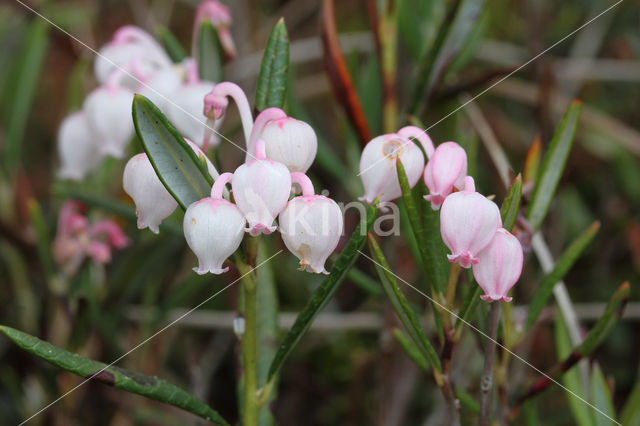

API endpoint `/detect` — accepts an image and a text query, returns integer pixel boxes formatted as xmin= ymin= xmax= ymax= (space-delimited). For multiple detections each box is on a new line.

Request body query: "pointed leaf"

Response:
xmin=267 ymin=202 xmax=379 ymax=381
xmin=132 ymin=94 xmax=214 ymax=210
xmin=368 ymin=235 xmax=441 ymax=372
xmin=527 ymin=101 xmax=582 ymax=230
xmin=621 ymin=377 xmax=640 ymax=426
xmin=591 ymin=364 xmax=616 ymax=426
xmin=255 ymin=18 xmax=289 ymax=112
xmin=454 ymin=279 xmax=481 ymax=336
xmin=157 ymin=26 xmax=188 ymax=63
xmin=0 ymin=325 xmax=230 ymax=425
xmin=196 ymin=20 xmax=224 ymax=81
xmin=393 ymin=328 xmax=429 ymax=373
xmin=500 ymin=174 xmax=522 ymax=232
xmin=526 ymin=221 xmax=600 ymax=329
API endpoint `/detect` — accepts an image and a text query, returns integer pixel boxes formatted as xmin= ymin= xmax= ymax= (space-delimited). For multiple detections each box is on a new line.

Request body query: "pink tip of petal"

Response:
xmin=424 ymin=194 xmax=444 ymax=210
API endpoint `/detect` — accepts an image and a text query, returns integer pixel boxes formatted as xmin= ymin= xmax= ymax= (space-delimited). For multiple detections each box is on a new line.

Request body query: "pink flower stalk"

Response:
xmin=57 ymin=112 xmax=101 ymax=181
xmin=472 ymin=228 xmax=524 ymax=302
xmin=183 ymin=173 xmax=245 ymax=274
xmin=359 ymin=126 xmax=434 ymax=203
xmin=279 ymin=172 xmax=343 ymax=274
xmin=53 ymin=201 xmax=128 ymax=275
xmin=193 ymin=0 xmax=237 ymax=60
xmin=251 ymin=108 xmax=318 ymax=173
xmin=423 ymin=141 xmax=468 ymax=210
xmin=440 ymin=177 xmax=502 ymax=268
xmin=165 ymin=59 xmax=216 ymax=147
xmin=231 ymin=139 xmax=292 ymax=235
xmin=203 ymin=82 xmax=254 ymax=146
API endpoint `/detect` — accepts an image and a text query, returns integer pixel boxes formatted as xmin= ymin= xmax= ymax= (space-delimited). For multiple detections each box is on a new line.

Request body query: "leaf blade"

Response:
xmin=500 ymin=174 xmax=522 ymax=232
xmin=255 ymin=18 xmax=289 ymax=112
xmin=196 ymin=20 xmax=224 ymax=82
xmin=132 ymin=94 xmax=214 ymax=210
xmin=0 ymin=325 xmax=230 ymax=425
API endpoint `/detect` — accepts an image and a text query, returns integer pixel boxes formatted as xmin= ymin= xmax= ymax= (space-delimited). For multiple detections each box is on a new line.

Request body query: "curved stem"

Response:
xmin=105 ymin=69 xmax=127 ymax=92
xmin=254 ymin=139 xmax=267 ymax=160
xmin=398 ymin=126 xmax=435 ymax=159
xmin=211 ymin=172 xmax=233 ymax=199
xmin=290 ymin=172 xmax=315 ymax=197
xmin=206 ymin=82 xmax=254 ymax=145
xmin=246 ymin=108 xmax=287 ymax=162
xmin=479 ymin=302 xmax=501 ymax=426
xmin=184 ymin=58 xmax=200 ymax=85
xmin=113 ymin=25 xmax=157 ymax=46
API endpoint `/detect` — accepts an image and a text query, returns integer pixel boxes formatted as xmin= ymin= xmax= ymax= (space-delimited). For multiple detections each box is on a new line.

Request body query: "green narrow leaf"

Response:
xmin=456 ymin=386 xmax=480 ymax=414
xmin=527 ymin=101 xmax=582 ymax=230
xmin=267 ymin=202 xmax=378 ymax=381
xmin=255 ymin=18 xmax=289 ymax=112
xmin=347 ymin=267 xmax=383 ymax=297
xmin=368 ymin=235 xmax=442 ymax=372
xmin=132 ymin=94 xmax=214 ymax=210
xmin=0 ymin=244 xmax=38 ymax=334
xmin=0 ymin=325 xmax=230 ymax=425
xmin=454 ymin=278 xmax=481 ymax=335
xmin=196 ymin=20 xmax=224 ymax=81
xmin=555 ymin=312 xmax=594 ymax=426
xmin=591 ymin=364 xmax=616 ymax=426
xmin=408 ymin=0 xmax=486 ymax=114
xmin=397 ymin=161 xmax=448 ymax=295
xmin=27 ymin=199 xmax=55 ymax=279
xmin=398 ymin=0 xmax=444 ymax=61
xmin=500 ymin=174 xmax=522 ymax=232
xmin=393 ymin=328 xmax=429 ymax=373
xmin=526 ymin=221 xmax=600 ymax=329
xmin=157 ymin=26 xmax=188 ymax=63
xmin=4 ymin=18 xmax=49 ymax=168
xmin=621 ymin=376 xmax=640 ymax=426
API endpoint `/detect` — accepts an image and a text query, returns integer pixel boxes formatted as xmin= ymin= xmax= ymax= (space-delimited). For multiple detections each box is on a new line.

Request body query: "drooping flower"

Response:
xmin=423 ymin=141 xmax=468 ymax=210
xmin=279 ymin=172 xmax=343 ymax=274
xmin=183 ymin=173 xmax=245 ymax=274
xmin=83 ymin=70 xmax=135 ymax=158
xmin=57 ymin=112 xmax=101 ymax=180
xmin=123 ymin=153 xmax=178 ymax=234
xmin=231 ymin=139 xmax=291 ymax=235
xmin=472 ymin=228 xmax=524 ymax=302
xmin=52 ymin=201 xmax=128 ymax=275
xmin=440 ymin=177 xmax=502 ymax=268
xmin=359 ymin=126 xmax=434 ymax=203
xmin=203 ymin=81 xmax=254 ymax=151
xmin=253 ymin=109 xmax=317 ymax=173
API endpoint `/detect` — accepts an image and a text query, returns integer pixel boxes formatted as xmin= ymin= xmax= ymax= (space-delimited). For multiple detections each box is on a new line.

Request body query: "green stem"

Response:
xmin=445 ymin=262 xmax=461 ymax=308
xmin=379 ymin=0 xmax=398 ymax=133
xmin=242 ymin=276 xmax=259 ymax=426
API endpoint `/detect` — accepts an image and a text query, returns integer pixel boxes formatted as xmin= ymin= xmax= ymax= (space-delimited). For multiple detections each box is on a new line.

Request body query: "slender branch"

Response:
xmin=440 ymin=328 xmax=461 ymax=426
xmin=479 ymin=302 xmax=501 ymax=426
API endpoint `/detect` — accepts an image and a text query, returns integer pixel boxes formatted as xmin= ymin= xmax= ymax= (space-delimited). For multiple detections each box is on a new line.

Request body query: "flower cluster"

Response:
xmin=57 ymin=1 xmax=234 ymax=180
xmin=124 ymin=81 xmax=342 ymax=275
xmin=53 ymin=201 xmax=128 ymax=275
xmin=358 ymin=133 xmax=523 ymax=302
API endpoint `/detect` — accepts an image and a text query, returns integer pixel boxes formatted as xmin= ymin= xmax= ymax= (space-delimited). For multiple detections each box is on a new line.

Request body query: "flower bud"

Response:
xmin=232 ymin=140 xmax=291 ymax=235
xmin=123 ymin=153 xmax=178 ymax=234
xmin=57 ymin=112 xmax=101 ymax=180
xmin=359 ymin=131 xmax=426 ymax=203
xmin=257 ymin=115 xmax=317 ymax=173
xmin=165 ymin=81 xmax=215 ymax=147
xmin=423 ymin=142 xmax=467 ymax=210
xmin=279 ymin=173 xmax=343 ymax=274
xmin=83 ymin=86 xmax=134 ymax=158
xmin=472 ymin=228 xmax=523 ymax=302
xmin=440 ymin=177 xmax=501 ymax=268
xmin=183 ymin=173 xmax=245 ymax=274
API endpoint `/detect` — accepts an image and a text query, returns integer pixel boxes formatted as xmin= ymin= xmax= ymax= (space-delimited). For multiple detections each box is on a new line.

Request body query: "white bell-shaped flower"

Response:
xmin=183 ymin=173 xmax=245 ymax=274
xmin=232 ymin=139 xmax=291 ymax=235
xmin=165 ymin=63 xmax=215 ymax=147
xmin=57 ymin=112 xmax=101 ymax=180
xmin=137 ymin=66 xmax=183 ymax=110
xmin=83 ymin=81 xmax=134 ymax=158
xmin=123 ymin=153 xmax=178 ymax=234
xmin=252 ymin=109 xmax=317 ymax=173
xmin=279 ymin=173 xmax=343 ymax=274
xmin=359 ymin=126 xmax=434 ymax=203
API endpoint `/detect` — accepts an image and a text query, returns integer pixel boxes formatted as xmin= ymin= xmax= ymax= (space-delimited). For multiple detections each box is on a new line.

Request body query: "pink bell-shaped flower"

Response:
xmin=359 ymin=126 xmax=434 ymax=203
xmin=183 ymin=173 xmax=245 ymax=274
xmin=251 ymin=109 xmax=318 ymax=173
xmin=83 ymin=71 xmax=135 ymax=158
xmin=279 ymin=173 xmax=343 ymax=274
xmin=440 ymin=177 xmax=502 ymax=268
xmin=123 ymin=153 xmax=178 ymax=234
xmin=232 ymin=139 xmax=292 ymax=235
xmin=165 ymin=60 xmax=215 ymax=147
xmin=423 ymin=141 xmax=468 ymax=210
xmin=57 ymin=112 xmax=101 ymax=180
xmin=472 ymin=228 xmax=524 ymax=302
